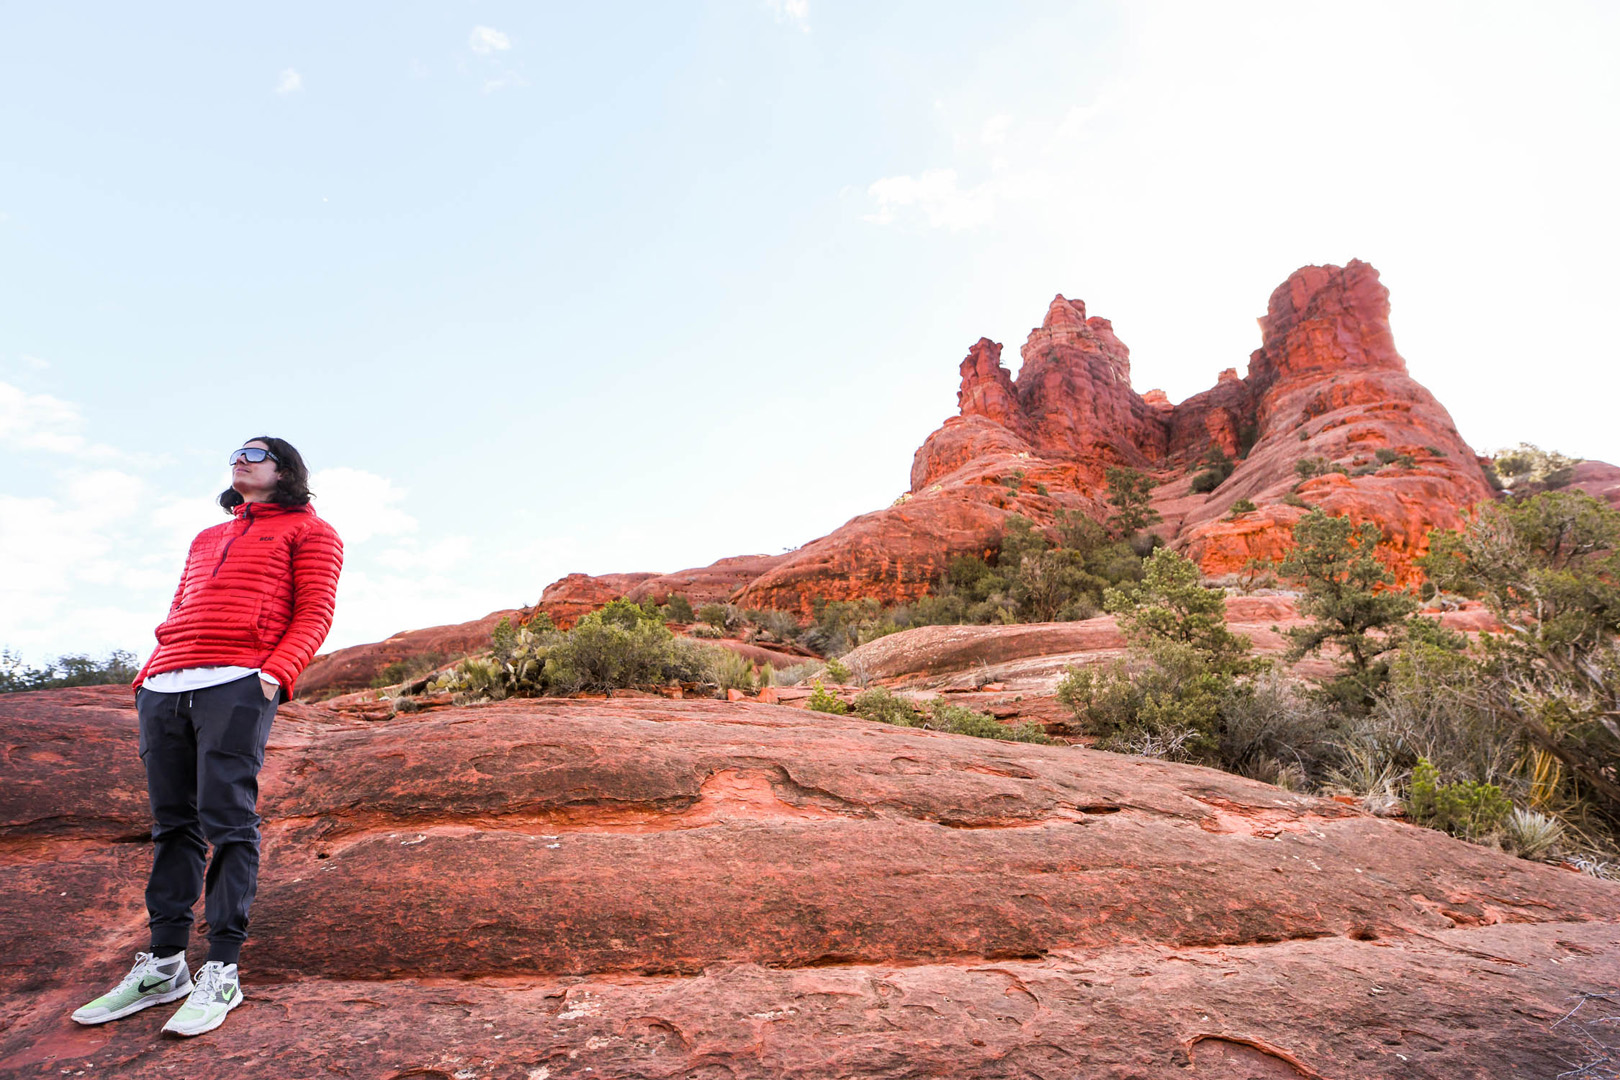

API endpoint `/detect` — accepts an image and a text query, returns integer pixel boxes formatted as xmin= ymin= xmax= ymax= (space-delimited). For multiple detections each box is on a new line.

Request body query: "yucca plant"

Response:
xmin=1503 ymin=807 xmax=1565 ymax=860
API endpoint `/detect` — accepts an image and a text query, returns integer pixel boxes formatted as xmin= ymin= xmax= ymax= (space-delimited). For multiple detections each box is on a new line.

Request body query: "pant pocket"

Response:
xmin=215 ymin=682 xmax=276 ymax=762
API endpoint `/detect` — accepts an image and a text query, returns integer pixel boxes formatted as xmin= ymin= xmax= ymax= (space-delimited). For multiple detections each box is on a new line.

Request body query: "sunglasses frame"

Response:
xmin=229 ymin=447 xmax=280 ymax=466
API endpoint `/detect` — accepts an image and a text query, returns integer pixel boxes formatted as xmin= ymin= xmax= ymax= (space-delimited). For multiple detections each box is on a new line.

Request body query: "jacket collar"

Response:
xmin=231 ymin=500 xmax=312 ymax=518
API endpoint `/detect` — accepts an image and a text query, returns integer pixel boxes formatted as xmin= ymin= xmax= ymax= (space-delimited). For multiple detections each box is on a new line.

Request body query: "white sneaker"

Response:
xmin=161 ymin=960 xmax=242 ymax=1037
xmin=72 ymin=951 xmax=192 ymax=1025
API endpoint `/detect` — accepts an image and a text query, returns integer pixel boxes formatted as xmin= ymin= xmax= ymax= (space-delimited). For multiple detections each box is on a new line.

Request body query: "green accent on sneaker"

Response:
xmin=72 ymin=952 xmax=193 ymax=1025
xmin=162 ymin=961 xmax=242 ymax=1037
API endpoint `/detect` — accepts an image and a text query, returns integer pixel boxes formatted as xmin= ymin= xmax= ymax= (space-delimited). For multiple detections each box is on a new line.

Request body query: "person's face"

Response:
xmin=230 ymin=440 xmax=281 ymax=502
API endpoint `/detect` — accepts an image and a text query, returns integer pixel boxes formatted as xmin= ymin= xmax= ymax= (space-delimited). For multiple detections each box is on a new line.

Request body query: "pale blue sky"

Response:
xmin=4 ymin=1 xmax=1617 ymax=663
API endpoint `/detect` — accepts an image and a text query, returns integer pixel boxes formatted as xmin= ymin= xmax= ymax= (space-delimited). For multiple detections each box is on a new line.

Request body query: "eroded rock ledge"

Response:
xmin=3 ymin=686 xmax=1616 ymax=1078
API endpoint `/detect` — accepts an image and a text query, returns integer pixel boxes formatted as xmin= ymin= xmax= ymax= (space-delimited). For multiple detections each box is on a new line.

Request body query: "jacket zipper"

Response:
xmin=210 ymin=503 xmax=256 ymax=578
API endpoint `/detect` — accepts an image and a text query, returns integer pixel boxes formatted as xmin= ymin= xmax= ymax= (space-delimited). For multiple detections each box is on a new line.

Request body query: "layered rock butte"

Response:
xmin=5 ymin=685 xmax=1618 ymax=1079
xmin=550 ymin=259 xmax=1494 ymax=622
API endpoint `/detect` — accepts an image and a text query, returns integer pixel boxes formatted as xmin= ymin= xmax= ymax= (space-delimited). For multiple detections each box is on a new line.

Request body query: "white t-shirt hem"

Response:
xmin=142 ymin=666 xmax=279 ymax=693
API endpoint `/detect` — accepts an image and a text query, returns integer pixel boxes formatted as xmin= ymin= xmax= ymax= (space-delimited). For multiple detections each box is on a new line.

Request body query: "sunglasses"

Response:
xmin=229 ymin=447 xmax=280 ymax=466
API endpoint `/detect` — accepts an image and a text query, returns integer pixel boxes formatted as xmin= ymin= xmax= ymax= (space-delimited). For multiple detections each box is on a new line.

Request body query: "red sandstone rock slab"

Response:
xmin=7 ymin=682 xmax=1617 ymax=1078
xmin=5 ymin=924 xmax=1615 ymax=1079
xmin=0 ymin=687 xmax=149 ymax=841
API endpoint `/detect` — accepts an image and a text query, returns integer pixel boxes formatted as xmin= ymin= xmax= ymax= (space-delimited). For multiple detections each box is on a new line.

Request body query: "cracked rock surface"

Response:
xmin=3 ymin=685 xmax=1617 ymax=1079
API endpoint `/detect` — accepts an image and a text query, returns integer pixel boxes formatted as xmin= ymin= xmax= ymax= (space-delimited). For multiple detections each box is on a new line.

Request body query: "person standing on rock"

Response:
xmin=72 ymin=437 xmax=343 ymax=1037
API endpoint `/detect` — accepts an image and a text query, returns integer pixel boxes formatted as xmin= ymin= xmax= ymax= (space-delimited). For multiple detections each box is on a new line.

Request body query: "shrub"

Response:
xmin=687 ymin=623 xmax=724 ymax=639
xmin=1491 ymin=443 xmax=1581 ymax=491
xmin=1358 ymin=639 xmax=1518 ymax=790
xmin=1189 ymin=470 xmax=1222 ymax=494
xmin=661 ymin=594 xmax=695 ymax=623
xmin=1295 ymin=457 xmax=1331 ymax=480
xmin=370 ymin=652 xmax=449 ymax=690
xmin=853 ymin=686 xmax=922 ymax=726
xmin=697 ymin=603 xmax=739 ymax=632
xmin=1104 ymin=547 xmax=1252 ymax=674
xmin=1105 ymin=466 xmax=1162 ymax=537
xmin=746 ymin=608 xmax=802 ymax=641
xmin=1057 ymin=644 xmax=1229 ymax=762
xmin=926 ymin=702 xmax=1049 ymax=743
xmin=1419 ymin=490 xmax=1620 ymax=822
xmin=1281 ymin=491 xmax=1309 ymax=508
xmin=823 ymin=656 xmax=852 ymax=683
xmin=1373 ymin=448 xmax=1415 ymax=469
xmin=426 ymin=604 xmax=718 ymax=699
xmin=773 ymin=660 xmax=823 ymax=686
xmin=1276 ymin=510 xmax=1419 ymax=711
xmin=1424 ymin=445 xmax=1447 ymax=458
xmin=707 ymin=648 xmax=756 ymax=693
xmin=1219 ymin=671 xmax=1340 ymax=784
xmin=543 ymin=617 xmax=705 ymax=695
xmin=1298 ymin=429 xmax=1311 ymax=442
xmin=1407 ymin=757 xmax=1511 ymax=839
xmin=806 ymin=681 xmax=848 ymax=715
xmin=1001 ymin=470 xmax=1026 ymax=492
xmin=1228 ymin=499 xmax=1257 ymax=518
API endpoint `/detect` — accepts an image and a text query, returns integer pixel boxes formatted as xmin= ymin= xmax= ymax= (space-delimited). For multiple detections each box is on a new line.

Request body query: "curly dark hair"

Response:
xmin=218 ymin=436 xmax=315 ymax=511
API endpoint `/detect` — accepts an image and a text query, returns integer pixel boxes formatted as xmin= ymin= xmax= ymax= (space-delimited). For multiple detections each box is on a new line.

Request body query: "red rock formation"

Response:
xmin=536 ymin=571 xmax=660 ymax=627
xmin=1176 ymin=261 xmax=1494 ymax=583
xmin=619 ymin=553 xmax=790 ymax=607
xmin=5 ymin=685 xmax=1617 ymax=1078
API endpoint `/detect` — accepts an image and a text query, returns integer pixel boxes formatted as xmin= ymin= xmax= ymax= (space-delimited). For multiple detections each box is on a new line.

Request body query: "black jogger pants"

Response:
xmin=135 ymin=673 xmax=278 ymax=966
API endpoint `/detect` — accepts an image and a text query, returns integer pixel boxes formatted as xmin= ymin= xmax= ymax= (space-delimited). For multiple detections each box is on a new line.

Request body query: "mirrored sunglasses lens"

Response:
xmin=230 ymin=448 xmax=267 ymax=465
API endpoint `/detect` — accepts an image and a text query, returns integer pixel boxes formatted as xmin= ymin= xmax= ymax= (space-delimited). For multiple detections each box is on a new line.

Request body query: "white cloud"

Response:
xmin=376 ymin=535 xmax=473 ymax=573
xmin=0 ymin=380 xmax=116 ymax=458
xmin=468 ymin=26 xmax=511 ymax=54
xmin=980 ymin=113 xmax=1012 ymax=145
xmin=766 ymin=0 xmax=810 ymax=32
xmin=21 ymin=355 xmax=49 ymax=370
xmin=482 ymin=72 xmax=527 ymax=94
xmin=863 ymin=169 xmax=997 ymax=231
xmin=308 ymin=466 xmax=417 ymax=545
xmin=274 ymin=68 xmax=302 ymax=95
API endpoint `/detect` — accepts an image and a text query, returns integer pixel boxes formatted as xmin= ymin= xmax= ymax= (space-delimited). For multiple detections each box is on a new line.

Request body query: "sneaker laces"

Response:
xmin=191 ymin=962 xmax=227 ymax=1001
xmin=109 ymin=952 xmax=159 ymax=993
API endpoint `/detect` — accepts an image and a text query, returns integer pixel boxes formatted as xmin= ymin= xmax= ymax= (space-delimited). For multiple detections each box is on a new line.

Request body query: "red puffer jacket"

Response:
xmin=133 ymin=501 xmax=344 ymax=698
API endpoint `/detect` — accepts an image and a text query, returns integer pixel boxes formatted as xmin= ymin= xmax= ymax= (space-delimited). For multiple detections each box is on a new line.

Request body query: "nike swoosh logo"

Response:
xmin=223 ymin=986 xmax=236 ymax=1002
xmin=138 ymin=977 xmax=170 ymax=993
